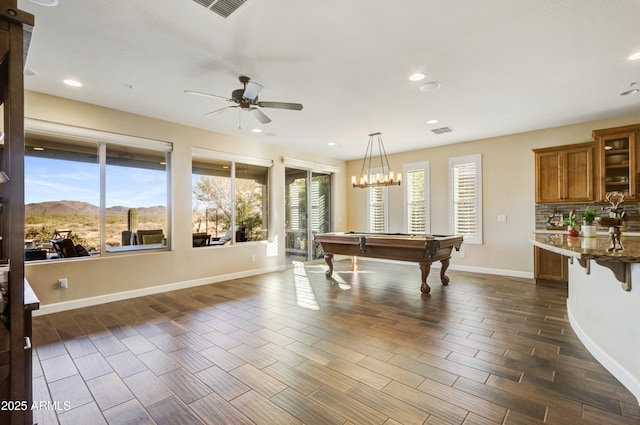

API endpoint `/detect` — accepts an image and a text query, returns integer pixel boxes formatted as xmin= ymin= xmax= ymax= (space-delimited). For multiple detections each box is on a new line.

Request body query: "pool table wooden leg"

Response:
xmin=440 ymin=257 xmax=451 ymax=285
xmin=324 ymin=253 xmax=334 ymax=277
xmin=350 ymin=256 xmax=358 ymax=271
xmin=420 ymin=262 xmax=431 ymax=294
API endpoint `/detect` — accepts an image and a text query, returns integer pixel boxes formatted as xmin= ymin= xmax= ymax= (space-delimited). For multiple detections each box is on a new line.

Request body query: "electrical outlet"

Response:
xmin=251 ymin=254 xmax=256 ymax=262
xmin=58 ymin=278 xmax=68 ymax=289
xmin=498 ymin=214 xmax=507 ymax=223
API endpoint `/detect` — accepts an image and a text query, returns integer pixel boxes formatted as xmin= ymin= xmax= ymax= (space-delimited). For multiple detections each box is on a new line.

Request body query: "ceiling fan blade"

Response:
xmin=250 ymin=107 xmax=272 ymax=124
xmin=243 ymin=82 xmax=263 ymax=101
xmin=185 ymin=89 xmax=231 ymax=101
xmin=257 ymin=101 xmax=303 ymax=111
xmin=204 ymin=105 xmax=238 ymax=116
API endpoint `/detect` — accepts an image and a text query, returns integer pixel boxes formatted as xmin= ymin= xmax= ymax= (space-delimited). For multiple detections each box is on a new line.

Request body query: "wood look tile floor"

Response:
xmin=31 ymin=260 xmax=640 ymax=424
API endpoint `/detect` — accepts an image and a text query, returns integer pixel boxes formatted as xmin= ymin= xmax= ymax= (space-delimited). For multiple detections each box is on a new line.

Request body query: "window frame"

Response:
xmin=403 ymin=161 xmax=430 ymax=234
xmin=24 ymin=118 xmax=173 ymax=257
xmin=449 ymin=153 xmax=482 ymax=244
xmin=191 ymin=147 xmax=272 ymax=247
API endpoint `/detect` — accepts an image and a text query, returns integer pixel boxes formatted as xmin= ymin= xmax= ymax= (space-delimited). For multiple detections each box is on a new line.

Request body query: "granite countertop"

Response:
xmin=530 ymin=232 xmax=640 ymax=263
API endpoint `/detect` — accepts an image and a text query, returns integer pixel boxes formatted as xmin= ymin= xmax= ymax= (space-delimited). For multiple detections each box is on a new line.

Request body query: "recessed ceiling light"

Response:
xmin=252 ymin=128 xmax=262 ymax=133
xmin=409 ymin=73 xmax=425 ymax=81
xmin=327 ymin=142 xmax=336 ymax=146
xmin=63 ymin=79 xmax=82 ymax=87
xmin=419 ymin=81 xmax=441 ymax=92
xmin=29 ymin=0 xmax=59 ymax=6
xmin=628 ymin=52 xmax=640 ymax=61
xmin=426 ymin=119 xmax=439 ymax=125
xmin=32 ymin=147 xmax=45 ymax=151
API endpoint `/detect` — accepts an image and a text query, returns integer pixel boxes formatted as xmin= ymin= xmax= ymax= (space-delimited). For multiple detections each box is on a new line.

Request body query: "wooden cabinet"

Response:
xmin=534 ymin=246 xmax=568 ymax=283
xmin=593 ymin=124 xmax=640 ymax=201
xmin=533 ymin=142 xmax=595 ymax=203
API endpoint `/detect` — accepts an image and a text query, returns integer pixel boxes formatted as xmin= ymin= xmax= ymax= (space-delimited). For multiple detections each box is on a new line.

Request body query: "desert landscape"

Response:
xmin=25 ymin=200 xmax=167 ymax=252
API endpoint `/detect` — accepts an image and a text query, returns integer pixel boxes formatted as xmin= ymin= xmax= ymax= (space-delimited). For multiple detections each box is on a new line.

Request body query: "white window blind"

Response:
xmin=367 ymin=167 xmax=388 ymax=232
xmin=404 ymin=162 xmax=429 ymax=234
xmin=449 ymin=154 xmax=482 ymax=244
xmin=369 ymin=186 xmax=386 ymax=232
xmin=289 ymin=183 xmax=301 ymax=230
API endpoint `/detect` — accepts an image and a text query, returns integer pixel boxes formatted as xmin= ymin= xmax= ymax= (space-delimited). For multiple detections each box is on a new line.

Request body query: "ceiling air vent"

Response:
xmin=431 ymin=126 xmax=454 ymax=135
xmin=192 ymin=0 xmax=249 ymax=19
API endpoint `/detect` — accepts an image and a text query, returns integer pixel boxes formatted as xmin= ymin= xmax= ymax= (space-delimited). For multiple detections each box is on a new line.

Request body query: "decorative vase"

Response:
xmin=567 ymin=226 xmax=579 ymax=237
xmin=581 ymin=223 xmax=597 ymax=238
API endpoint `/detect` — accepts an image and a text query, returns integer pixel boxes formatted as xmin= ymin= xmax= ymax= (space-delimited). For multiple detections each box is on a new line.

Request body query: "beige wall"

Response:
xmin=24 ymin=91 xmax=348 ymax=310
xmin=24 ymin=89 xmax=640 ymax=309
xmin=346 ymin=112 xmax=640 ymax=276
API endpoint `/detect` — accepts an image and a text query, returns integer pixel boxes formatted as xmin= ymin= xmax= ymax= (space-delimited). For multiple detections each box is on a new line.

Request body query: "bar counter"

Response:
xmin=530 ymin=232 xmax=640 ymax=404
xmin=530 ymin=232 xmax=640 ymax=262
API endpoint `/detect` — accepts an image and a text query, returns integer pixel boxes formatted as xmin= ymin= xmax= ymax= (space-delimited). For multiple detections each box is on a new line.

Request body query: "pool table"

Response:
xmin=314 ymin=232 xmax=463 ymax=294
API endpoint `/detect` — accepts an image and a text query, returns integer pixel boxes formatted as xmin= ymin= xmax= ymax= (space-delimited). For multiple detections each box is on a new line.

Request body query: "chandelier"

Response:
xmin=351 ymin=132 xmax=401 ymax=188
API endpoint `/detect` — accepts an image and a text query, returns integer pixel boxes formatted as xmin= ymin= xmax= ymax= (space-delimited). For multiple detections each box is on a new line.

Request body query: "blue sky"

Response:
xmin=25 ymin=157 xmax=167 ymax=208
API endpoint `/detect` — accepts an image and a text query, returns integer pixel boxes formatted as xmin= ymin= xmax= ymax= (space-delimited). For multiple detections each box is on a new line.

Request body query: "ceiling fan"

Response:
xmin=185 ymin=76 xmax=303 ymax=124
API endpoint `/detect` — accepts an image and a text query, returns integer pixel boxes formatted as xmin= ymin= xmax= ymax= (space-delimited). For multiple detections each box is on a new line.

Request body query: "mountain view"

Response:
xmin=25 ymin=200 xmax=167 ymax=251
xmin=26 ymin=200 xmax=167 ymax=217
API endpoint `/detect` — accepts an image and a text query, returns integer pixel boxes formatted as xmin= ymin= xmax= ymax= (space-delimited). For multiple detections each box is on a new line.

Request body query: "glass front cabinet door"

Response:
xmin=593 ymin=124 xmax=640 ymax=201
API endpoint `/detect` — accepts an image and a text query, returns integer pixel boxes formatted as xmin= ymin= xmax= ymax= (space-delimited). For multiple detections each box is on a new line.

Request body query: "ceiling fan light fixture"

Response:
xmin=186 ymin=76 xmax=302 ymax=124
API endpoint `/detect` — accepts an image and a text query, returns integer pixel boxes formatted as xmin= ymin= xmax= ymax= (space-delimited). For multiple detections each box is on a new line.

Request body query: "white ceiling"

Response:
xmin=17 ymin=0 xmax=640 ymax=160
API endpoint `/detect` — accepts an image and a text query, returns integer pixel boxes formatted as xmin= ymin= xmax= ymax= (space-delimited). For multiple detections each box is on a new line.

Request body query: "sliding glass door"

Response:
xmin=285 ymin=168 xmax=331 ymax=264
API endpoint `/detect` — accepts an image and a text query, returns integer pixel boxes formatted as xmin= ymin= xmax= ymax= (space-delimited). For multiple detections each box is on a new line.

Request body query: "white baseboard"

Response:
xmin=34 ymin=259 xmax=534 ymax=316
xmin=33 ymin=265 xmax=285 ymax=316
xmin=567 ymin=301 xmax=640 ymax=404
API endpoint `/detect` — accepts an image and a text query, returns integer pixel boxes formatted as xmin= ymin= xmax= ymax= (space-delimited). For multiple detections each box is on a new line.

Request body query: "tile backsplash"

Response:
xmin=535 ymin=202 xmax=640 ymax=231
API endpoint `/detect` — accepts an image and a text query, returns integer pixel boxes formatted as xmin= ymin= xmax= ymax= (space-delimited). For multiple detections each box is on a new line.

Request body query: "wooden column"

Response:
xmin=0 ymin=1 xmax=34 ymax=424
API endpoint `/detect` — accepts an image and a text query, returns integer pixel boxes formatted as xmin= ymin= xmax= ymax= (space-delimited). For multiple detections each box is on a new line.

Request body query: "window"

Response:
xmin=192 ymin=157 xmax=233 ymax=242
xmin=105 ymin=144 xmax=168 ymax=249
xmin=449 ymin=154 xmax=482 ymax=244
xmin=192 ymin=148 xmax=271 ymax=246
xmin=404 ymin=161 xmax=429 ymax=234
xmin=235 ymin=163 xmax=269 ymax=241
xmin=284 ymin=163 xmax=333 ymax=263
xmin=25 ymin=136 xmax=100 ymax=252
xmin=367 ymin=168 xmax=388 ymax=232
xmin=24 ymin=120 xmax=172 ymax=257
